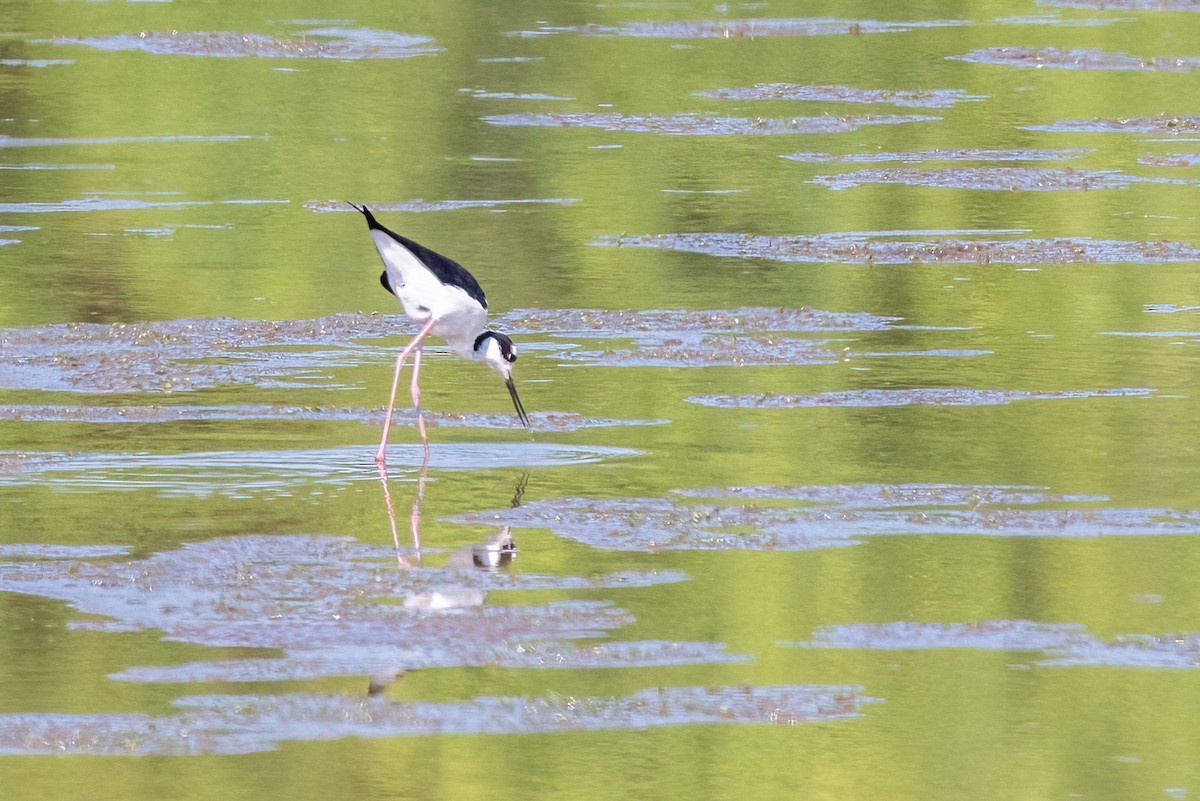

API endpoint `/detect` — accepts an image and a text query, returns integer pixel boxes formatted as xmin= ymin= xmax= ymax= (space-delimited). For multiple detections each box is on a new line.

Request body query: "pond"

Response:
xmin=3 ymin=0 xmax=1200 ymax=798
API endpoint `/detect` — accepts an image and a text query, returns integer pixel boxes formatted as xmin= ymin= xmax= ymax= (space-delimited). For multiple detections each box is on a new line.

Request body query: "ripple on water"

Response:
xmin=1027 ymin=114 xmax=1200 ymax=134
xmin=516 ymin=18 xmax=963 ymax=37
xmin=304 ymin=198 xmax=581 ymax=213
xmin=481 ymin=112 xmax=939 ymax=135
xmin=951 ymin=47 xmax=1200 ymax=72
xmin=695 ymin=84 xmax=984 ymax=107
xmin=1038 ymin=0 xmax=1200 ymax=11
xmin=45 ymin=28 xmax=440 ymax=59
xmin=595 ymin=232 xmax=1200 ymax=264
xmin=0 ymin=684 xmax=870 ymax=755
xmin=449 ymin=483 xmax=1200 ymax=551
xmin=687 ymin=387 xmax=1156 ymax=408
xmin=0 ymin=444 xmax=641 ymax=497
xmin=812 ymin=167 xmax=1190 ymax=191
xmin=783 ymin=148 xmax=1091 ymax=163
xmin=790 ymin=620 xmax=1200 ymax=669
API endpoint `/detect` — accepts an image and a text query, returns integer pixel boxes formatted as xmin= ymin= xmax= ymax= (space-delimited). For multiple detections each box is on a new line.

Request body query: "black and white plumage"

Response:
xmin=351 ymin=204 xmax=529 ymax=465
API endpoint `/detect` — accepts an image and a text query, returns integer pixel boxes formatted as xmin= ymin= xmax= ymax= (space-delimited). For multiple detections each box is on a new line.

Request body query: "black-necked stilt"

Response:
xmin=351 ymin=204 xmax=529 ymax=465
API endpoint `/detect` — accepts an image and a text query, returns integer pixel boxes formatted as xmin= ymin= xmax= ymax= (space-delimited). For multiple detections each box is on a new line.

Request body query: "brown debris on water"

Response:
xmin=783 ymin=148 xmax=1090 ymax=164
xmin=520 ymin=18 xmax=962 ymax=38
xmin=482 ymin=112 xmax=939 ymax=136
xmin=596 ymin=232 xmax=1200 ymax=265
xmin=450 ymin=483 xmax=1200 ymax=552
xmin=687 ymin=387 xmax=1156 ymax=409
xmin=696 ymin=84 xmax=983 ymax=107
xmin=0 ymin=684 xmax=870 ymax=754
xmin=45 ymin=28 xmax=440 ymax=59
xmin=812 ymin=166 xmax=1183 ymax=191
xmin=1028 ymin=114 xmax=1200 ymax=134
xmin=951 ymin=46 xmax=1200 ymax=72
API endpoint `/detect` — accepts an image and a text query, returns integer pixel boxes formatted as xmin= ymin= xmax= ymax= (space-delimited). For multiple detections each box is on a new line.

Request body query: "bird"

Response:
xmin=350 ymin=204 xmax=529 ymax=466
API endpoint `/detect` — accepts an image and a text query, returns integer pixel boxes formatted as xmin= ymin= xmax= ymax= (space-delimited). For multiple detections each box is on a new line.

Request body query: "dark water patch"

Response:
xmin=0 ymin=404 xmax=663 ymax=432
xmin=520 ymin=18 xmax=962 ymax=38
xmin=482 ymin=112 xmax=939 ymax=136
xmin=45 ymin=28 xmax=440 ymax=59
xmin=451 ymin=484 xmax=1200 ymax=551
xmin=0 ymin=684 xmax=868 ymax=755
xmin=305 ymin=197 xmax=580 ymax=213
xmin=796 ymin=620 xmax=1093 ymax=651
xmin=1028 ymin=114 xmax=1200 ymax=134
xmin=0 ymin=444 xmax=639 ymax=496
xmin=697 ymin=84 xmax=982 ymax=107
xmin=1139 ymin=152 xmax=1200 ymax=167
xmin=687 ymin=387 xmax=1156 ymax=409
xmin=812 ymin=166 xmax=1185 ymax=191
xmin=0 ymin=133 xmax=252 ymax=149
xmin=952 ymin=46 xmax=1200 ymax=72
xmin=784 ymin=148 xmax=1090 ymax=164
xmin=596 ymin=232 xmax=1200 ymax=264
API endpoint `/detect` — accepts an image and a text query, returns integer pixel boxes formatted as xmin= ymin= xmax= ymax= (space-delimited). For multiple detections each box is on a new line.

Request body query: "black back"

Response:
xmin=353 ymin=204 xmax=488 ymax=310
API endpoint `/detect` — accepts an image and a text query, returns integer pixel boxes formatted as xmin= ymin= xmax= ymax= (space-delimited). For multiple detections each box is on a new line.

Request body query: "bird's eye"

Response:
xmin=505 ymin=348 xmax=517 ymax=363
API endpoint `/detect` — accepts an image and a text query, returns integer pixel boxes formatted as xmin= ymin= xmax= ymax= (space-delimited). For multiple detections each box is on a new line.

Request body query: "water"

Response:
xmin=3 ymin=0 xmax=1200 ymax=797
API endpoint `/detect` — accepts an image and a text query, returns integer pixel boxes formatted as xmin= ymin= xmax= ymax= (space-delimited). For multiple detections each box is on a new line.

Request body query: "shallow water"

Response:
xmin=3 ymin=0 xmax=1200 ymax=798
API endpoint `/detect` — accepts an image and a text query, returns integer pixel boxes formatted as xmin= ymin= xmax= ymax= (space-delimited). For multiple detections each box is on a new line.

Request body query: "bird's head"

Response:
xmin=473 ymin=331 xmax=530 ymax=427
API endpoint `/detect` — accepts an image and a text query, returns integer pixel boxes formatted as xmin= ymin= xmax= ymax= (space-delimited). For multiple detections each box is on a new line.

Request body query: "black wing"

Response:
xmin=351 ymin=204 xmax=488 ymax=310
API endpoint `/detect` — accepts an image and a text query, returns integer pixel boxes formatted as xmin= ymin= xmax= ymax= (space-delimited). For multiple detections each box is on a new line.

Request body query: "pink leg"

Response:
xmin=376 ymin=317 xmax=437 ymax=467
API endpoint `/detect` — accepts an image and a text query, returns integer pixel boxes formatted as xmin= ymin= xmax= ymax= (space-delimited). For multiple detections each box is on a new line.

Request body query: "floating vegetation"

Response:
xmin=783 ymin=148 xmax=1090 ymax=164
xmin=520 ymin=18 xmax=962 ymax=38
xmin=596 ymin=232 xmax=1200 ymax=265
xmin=45 ymin=28 xmax=440 ymax=59
xmin=0 ymin=444 xmax=640 ymax=496
xmin=1037 ymin=0 xmax=1200 ymax=11
xmin=1138 ymin=153 xmax=1200 ymax=167
xmin=0 ymin=684 xmax=869 ymax=755
xmin=305 ymin=198 xmax=581 ymax=213
xmin=796 ymin=620 xmax=1094 ymax=651
xmin=0 ymin=404 xmax=661 ymax=432
xmin=482 ymin=112 xmax=939 ymax=136
xmin=793 ymin=620 xmax=1200 ymax=669
xmin=559 ymin=335 xmax=844 ymax=367
xmin=951 ymin=46 xmax=1200 ymax=72
xmin=811 ymin=167 xmax=1185 ymax=191
xmin=1028 ymin=114 xmax=1200 ymax=134
xmin=0 ymin=534 xmax=733 ymax=687
xmin=0 ymin=309 xmax=903 ymax=394
xmin=450 ymin=483 xmax=1200 ymax=552
xmin=696 ymin=83 xmax=982 ymax=107
xmin=686 ymin=387 xmax=1156 ymax=409
xmin=0 ymin=197 xmax=284 ymax=213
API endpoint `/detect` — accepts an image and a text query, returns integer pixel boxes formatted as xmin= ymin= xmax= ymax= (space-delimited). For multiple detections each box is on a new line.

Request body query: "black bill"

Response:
xmin=506 ymin=375 xmax=530 ymax=428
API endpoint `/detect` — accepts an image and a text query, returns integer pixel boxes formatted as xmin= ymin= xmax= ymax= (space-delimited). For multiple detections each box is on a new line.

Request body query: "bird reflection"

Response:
xmin=371 ymin=457 xmax=528 ymax=693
